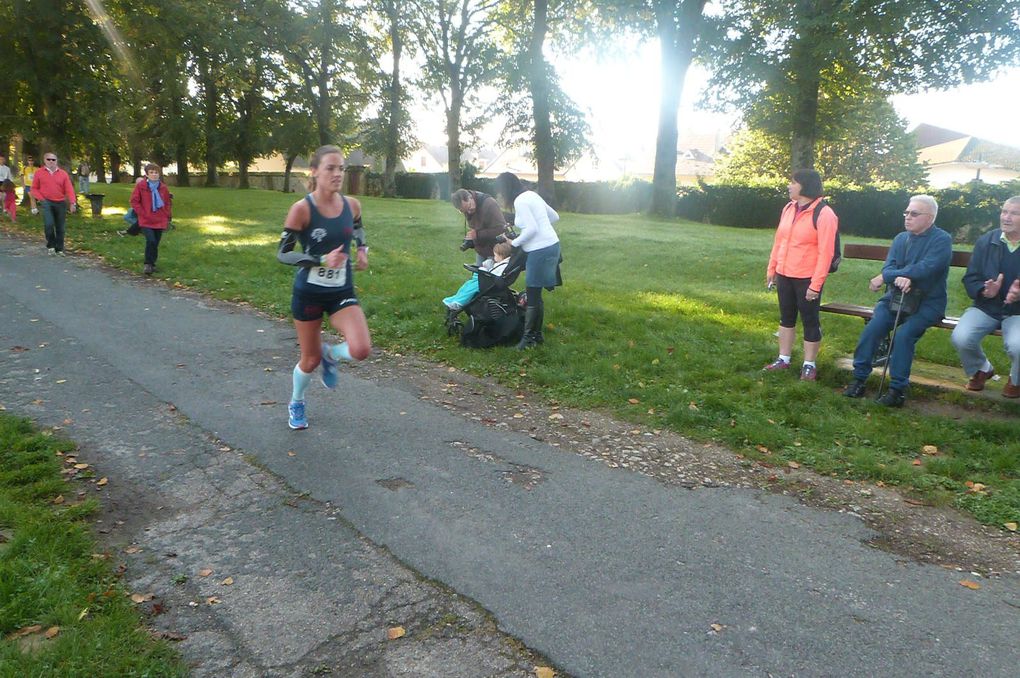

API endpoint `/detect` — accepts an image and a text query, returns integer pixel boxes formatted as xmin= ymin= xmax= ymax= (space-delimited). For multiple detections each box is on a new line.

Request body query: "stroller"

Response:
xmin=445 ymin=248 xmax=527 ymax=348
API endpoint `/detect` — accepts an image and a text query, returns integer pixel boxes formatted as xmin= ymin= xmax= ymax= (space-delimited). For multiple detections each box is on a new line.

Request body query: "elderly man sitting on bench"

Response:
xmin=950 ymin=196 xmax=1020 ymax=398
xmin=843 ymin=195 xmax=953 ymax=407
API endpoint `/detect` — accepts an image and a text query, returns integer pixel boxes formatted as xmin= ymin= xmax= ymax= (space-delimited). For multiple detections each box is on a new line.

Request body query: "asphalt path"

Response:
xmin=2 ymin=233 xmax=1018 ymax=677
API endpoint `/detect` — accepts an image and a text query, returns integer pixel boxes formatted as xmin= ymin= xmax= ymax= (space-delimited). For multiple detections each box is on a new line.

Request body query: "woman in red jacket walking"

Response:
xmin=130 ymin=164 xmax=173 ymax=275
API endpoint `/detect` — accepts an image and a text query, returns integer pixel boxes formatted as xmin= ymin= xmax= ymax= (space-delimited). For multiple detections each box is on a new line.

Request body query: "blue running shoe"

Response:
xmin=320 ymin=344 xmax=339 ymax=389
xmin=288 ymin=400 xmax=308 ymax=430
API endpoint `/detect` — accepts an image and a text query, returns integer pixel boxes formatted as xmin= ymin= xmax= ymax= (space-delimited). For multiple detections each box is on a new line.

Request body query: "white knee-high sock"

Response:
xmin=327 ymin=342 xmax=352 ymax=362
xmin=292 ymin=364 xmax=313 ymax=403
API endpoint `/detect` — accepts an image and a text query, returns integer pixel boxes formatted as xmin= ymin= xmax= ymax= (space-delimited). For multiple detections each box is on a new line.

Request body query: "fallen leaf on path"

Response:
xmin=959 ymin=580 xmax=982 ymax=590
xmin=44 ymin=626 xmax=60 ymax=639
xmin=710 ymin=623 xmax=725 ymax=632
xmin=96 ymin=477 xmax=108 ymax=486
xmin=206 ymin=596 xmax=221 ymax=605
xmin=10 ymin=346 xmax=29 ymax=352
xmin=220 ymin=577 xmax=233 ymax=586
xmin=56 ymin=379 xmax=67 ymax=384
xmin=548 ymin=413 xmax=563 ymax=420
xmin=387 ymin=626 xmax=406 ymax=640
xmin=124 ymin=546 xmax=141 ymax=554
xmin=73 ymin=463 xmax=89 ymax=470
xmin=198 ymin=569 xmax=213 ymax=577
xmin=535 ymin=668 xmax=555 ymax=678
xmin=287 ymin=451 xmax=296 ymax=457
xmin=32 ymin=399 xmax=44 ymax=405
xmin=130 ymin=593 xmax=154 ymax=603
xmin=1004 ymin=522 xmax=1018 ymax=532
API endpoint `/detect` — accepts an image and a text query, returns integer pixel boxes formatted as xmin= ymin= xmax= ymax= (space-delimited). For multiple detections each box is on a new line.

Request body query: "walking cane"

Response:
xmin=875 ymin=289 xmax=906 ymax=401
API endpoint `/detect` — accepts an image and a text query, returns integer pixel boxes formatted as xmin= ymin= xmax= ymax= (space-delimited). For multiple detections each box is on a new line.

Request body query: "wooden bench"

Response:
xmin=820 ymin=243 xmax=1001 ymax=336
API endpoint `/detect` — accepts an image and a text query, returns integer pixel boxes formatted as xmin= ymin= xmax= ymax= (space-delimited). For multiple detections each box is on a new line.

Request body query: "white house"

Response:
xmin=913 ymin=124 xmax=1020 ymax=188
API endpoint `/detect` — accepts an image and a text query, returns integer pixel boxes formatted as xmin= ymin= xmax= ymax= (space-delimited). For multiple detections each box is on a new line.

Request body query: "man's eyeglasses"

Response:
xmin=44 ymin=157 xmax=57 ymax=162
xmin=903 ymin=210 xmax=930 ymax=218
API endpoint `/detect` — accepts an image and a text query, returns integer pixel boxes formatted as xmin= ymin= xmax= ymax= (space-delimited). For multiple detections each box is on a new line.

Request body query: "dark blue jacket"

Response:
xmin=880 ymin=225 xmax=952 ymax=317
xmin=962 ymin=229 xmax=1020 ymax=320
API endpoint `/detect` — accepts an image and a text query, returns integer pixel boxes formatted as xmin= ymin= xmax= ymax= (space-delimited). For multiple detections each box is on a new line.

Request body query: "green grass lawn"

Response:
xmin=5 ymin=185 xmax=1019 ymax=528
xmin=0 ymin=413 xmax=187 ymax=675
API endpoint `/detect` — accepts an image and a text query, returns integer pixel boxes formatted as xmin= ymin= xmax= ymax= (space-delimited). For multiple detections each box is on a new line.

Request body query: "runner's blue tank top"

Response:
xmin=293 ymin=194 xmax=355 ymax=296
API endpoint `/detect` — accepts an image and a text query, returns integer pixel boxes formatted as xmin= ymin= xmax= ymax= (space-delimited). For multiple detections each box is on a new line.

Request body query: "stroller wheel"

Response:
xmin=445 ymin=307 xmax=462 ymax=336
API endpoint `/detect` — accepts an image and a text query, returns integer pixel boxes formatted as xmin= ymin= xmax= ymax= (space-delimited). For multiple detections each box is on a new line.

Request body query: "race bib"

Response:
xmin=307 ymin=265 xmax=347 ymax=288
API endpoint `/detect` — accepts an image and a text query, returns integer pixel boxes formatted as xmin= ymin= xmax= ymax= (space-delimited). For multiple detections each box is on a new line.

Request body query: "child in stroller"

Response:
xmin=444 ymin=242 xmax=528 ymax=348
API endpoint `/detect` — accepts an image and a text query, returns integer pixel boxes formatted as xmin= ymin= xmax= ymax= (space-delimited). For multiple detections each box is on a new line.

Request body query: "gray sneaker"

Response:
xmin=47 ymin=248 xmax=55 ymax=256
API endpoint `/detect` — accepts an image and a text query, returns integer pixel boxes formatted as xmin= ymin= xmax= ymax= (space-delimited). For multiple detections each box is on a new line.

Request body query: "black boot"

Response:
xmin=532 ymin=302 xmax=544 ymax=344
xmin=517 ymin=306 xmax=541 ymax=350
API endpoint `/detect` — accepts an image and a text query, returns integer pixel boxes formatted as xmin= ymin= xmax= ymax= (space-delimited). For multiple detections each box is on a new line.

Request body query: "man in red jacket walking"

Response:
xmin=30 ymin=152 xmax=77 ymax=255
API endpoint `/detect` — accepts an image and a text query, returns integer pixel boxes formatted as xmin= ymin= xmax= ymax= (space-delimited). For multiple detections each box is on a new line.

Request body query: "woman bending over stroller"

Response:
xmin=495 ymin=172 xmax=561 ymax=349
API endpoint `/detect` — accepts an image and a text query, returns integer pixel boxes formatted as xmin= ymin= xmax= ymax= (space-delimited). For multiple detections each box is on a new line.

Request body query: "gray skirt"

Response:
xmin=524 ymin=242 xmax=561 ymax=288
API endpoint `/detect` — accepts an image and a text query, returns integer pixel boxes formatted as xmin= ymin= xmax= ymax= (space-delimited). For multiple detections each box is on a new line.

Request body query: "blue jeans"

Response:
xmin=41 ymin=199 xmax=67 ymax=251
xmin=852 ymin=299 xmax=941 ymax=391
xmin=951 ymin=307 xmax=1020 ymax=385
xmin=142 ymin=227 xmax=164 ymax=265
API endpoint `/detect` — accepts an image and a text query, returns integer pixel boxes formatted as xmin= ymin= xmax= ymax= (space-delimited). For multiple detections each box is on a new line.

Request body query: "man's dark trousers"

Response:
xmin=41 ymin=200 xmax=68 ymax=252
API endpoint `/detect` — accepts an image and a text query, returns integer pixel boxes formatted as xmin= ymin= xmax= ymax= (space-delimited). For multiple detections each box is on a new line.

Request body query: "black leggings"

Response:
xmin=776 ymin=274 xmax=822 ymax=342
xmin=526 ymin=286 xmax=543 ymax=308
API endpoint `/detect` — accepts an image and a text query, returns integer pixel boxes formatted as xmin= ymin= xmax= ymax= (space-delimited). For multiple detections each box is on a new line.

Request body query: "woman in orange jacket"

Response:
xmin=764 ymin=169 xmax=839 ymax=381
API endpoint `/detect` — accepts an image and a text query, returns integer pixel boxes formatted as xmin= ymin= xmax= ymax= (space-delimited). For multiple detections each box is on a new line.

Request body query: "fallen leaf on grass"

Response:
xmin=787 ymin=461 xmax=800 ymax=469
xmin=44 ymin=626 xmax=60 ymax=639
xmin=922 ymin=445 xmax=939 ymax=455
xmin=387 ymin=626 xmax=406 ymax=640
xmin=535 ymin=668 xmax=556 ymax=678
xmin=688 ymin=402 xmax=698 ymax=410
xmin=1004 ymin=522 xmax=1018 ymax=532
xmin=627 ymin=398 xmax=640 ymax=404
xmin=959 ymin=580 xmax=982 ymax=590
xmin=52 ymin=495 xmax=65 ymax=505
xmin=911 ymin=459 xmax=922 ymax=466
xmin=198 ymin=568 xmax=213 ymax=577
xmin=77 ymin=608 xmax=89 ymax=621
xmin=7 ymin=625 xmax=42 ymax=640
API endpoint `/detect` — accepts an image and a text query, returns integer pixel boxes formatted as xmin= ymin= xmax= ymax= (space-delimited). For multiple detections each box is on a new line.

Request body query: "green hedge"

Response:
xmin=677 ymin=180 xmax=1020 ymax=243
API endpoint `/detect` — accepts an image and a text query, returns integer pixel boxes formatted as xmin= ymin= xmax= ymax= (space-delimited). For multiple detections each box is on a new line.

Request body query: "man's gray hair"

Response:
xmin=910 ymin=194 xmax=938 ymax=220
xmin=1005 ymin=195 xmax=1020 ymax=207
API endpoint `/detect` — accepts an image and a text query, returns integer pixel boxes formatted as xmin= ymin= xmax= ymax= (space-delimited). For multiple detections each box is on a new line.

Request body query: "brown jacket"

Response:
xmin=465 ymin=191 xmax=508 ymax=258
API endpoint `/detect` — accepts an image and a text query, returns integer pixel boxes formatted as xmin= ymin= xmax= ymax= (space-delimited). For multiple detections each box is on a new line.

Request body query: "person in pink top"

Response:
xmin=763 ymin=169 xmax=839 ymax=381
xmin=129 ymin=163 xmax=173 ymax=275
xmin=30 ymin=151 xmax=77 ymax=255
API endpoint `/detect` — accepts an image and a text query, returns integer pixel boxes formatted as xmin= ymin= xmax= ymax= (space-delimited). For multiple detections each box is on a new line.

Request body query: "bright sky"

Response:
xmin=552 ymin=42 xmax=1020 ymax=154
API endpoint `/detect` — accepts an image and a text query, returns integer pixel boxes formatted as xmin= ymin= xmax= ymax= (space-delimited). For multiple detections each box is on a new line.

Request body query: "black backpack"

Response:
xmin=786 ymin=199 xmax=841 ymax=273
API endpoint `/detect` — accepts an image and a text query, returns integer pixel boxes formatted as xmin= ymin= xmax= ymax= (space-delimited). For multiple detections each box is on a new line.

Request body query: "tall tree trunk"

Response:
xmin=175 ymin=142 xmax=190 ymax=187
xmin=650 ymin=1 xmax=705 ymax=217
xmin=284 ymin=154 xmax=296 ymax=193
xmin=237 ymin=87 xmax=257 ymax=190
xmin=92 ymin=148 xmax=105 ymax=184
xmin=787 ymin=1 xmax=828 ymax=172
xmin=529 ymin=0 xmax=555 ymax=205
xmin=198 ymin=53 xmax=219 ymax=187
xmin=446 ymin=89 xmax=463 ymax=193
xmin=315 ymin=71 xmax=332 ymax=146
xmin=109 ymin=149 xmax=122 ymax=183
xmin=131 ymin=147 xmax=143 ymax=180
xmin=383 ymin=0 xmax=402 ymax=198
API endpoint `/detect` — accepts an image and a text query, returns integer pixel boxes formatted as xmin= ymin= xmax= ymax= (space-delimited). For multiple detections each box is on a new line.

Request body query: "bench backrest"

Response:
xmin=843 ymin=243 xmax=971 ymax=268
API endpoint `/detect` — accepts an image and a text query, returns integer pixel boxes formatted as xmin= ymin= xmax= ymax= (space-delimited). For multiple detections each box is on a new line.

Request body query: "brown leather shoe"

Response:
xmin=1003 ymin=380 xmax=1020 ymax=399
xmin=966 ymin=368 xmax=995 ymax=391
